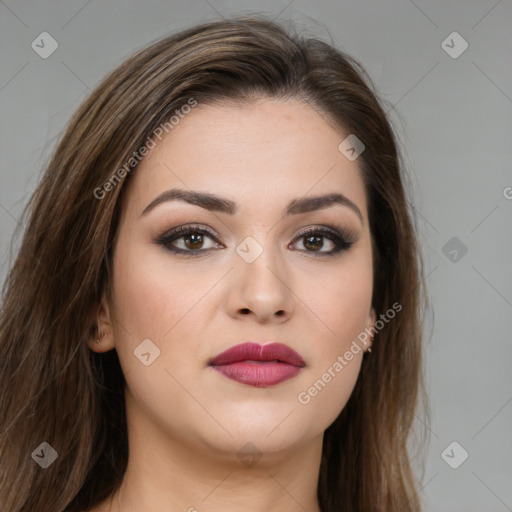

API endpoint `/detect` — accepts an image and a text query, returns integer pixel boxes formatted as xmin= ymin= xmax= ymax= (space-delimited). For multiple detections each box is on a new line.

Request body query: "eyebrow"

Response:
xmin=141 ymin=188 xmax=363 ymax=223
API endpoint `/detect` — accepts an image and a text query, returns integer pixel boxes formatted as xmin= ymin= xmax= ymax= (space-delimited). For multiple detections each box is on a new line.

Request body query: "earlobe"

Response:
xmin=88 ymin=296 xmax=115 ymax=352
xmin=364 ymin=307 xmax=377 ymax=352
xmin=367 ymin=307 xmax=376 ymax=329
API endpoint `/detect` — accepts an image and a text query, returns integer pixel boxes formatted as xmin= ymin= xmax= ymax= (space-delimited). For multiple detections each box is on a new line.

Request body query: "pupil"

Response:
xmin=185 ymin=233 xmax=203 ymax=249
xmin=305 ymin=235 xmax=322 ymax=251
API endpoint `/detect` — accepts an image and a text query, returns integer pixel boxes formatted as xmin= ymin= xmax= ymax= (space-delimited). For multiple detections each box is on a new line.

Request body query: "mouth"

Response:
xmin=208 ymin=342 xmax=305 ymax=388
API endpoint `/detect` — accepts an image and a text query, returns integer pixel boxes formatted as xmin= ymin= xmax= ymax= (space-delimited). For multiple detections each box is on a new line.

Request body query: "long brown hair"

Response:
xmin=0 ymin=15 xmax=428 ymax=511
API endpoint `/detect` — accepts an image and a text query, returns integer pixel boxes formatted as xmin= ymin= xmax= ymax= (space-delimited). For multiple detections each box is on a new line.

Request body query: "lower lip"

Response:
xmin=211 ymin=361 xmax=302 ymax=387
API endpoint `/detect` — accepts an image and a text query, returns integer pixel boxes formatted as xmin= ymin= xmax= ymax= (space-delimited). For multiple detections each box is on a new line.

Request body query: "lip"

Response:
xmin=208 ymin=342 xmax=305 ymax=388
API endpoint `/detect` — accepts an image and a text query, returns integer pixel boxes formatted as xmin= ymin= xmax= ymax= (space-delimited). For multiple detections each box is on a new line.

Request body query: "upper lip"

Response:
xmin=209 ymin=342 xmax=305 ymax=367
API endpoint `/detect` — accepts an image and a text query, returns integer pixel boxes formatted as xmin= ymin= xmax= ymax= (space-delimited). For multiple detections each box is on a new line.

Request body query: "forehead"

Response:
xmin=124 ymin=98 xmax=368 ymax=220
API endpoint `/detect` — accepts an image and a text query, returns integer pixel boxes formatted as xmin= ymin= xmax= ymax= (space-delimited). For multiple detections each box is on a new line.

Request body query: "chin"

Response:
xmin=198 ymin=408 xmax=321 ymax=456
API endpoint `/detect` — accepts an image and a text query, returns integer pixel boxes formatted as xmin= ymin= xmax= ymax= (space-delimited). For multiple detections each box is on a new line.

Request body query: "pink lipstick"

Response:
xmin=208 ymin=342 xmax=305 ymax=387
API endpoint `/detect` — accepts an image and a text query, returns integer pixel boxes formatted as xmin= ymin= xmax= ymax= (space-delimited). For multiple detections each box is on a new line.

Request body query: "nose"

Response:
xmin=224 ymin=244 xmax=295 ymax=324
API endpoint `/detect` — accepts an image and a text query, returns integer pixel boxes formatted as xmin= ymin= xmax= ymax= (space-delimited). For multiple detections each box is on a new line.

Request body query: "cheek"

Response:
xmin=111 ymin=242 xmax=208 ymax=340
xmin=295 ymin=254 xmax=372 ymax=420
xmin=331 ymin=268 xmax=372 ymax=337
xmin=306 ymin=251 xmax=373 ymax=348
xmin=109 ymin=244 xmax=218 ymax=413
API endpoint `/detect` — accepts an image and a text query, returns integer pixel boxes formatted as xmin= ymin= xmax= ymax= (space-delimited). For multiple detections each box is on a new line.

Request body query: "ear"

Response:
xmin=364 ymin=307 xmax=377 ymax=352
xmin=88 ymin=295 xmax=115 ymax=353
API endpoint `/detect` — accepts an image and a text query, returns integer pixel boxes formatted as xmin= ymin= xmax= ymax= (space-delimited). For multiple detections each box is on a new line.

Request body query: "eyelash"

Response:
xmin=156 ymin=223 xmax=356 ymax=257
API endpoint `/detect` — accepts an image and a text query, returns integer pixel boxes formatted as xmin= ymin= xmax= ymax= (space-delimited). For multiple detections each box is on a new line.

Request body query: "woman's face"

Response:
xmin=99 ymin=98 xmax=376 ymax=460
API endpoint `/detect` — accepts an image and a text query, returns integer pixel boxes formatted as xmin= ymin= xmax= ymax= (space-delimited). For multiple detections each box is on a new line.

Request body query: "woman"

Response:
xmin=0 ymin=15 xmax=428 ymax=512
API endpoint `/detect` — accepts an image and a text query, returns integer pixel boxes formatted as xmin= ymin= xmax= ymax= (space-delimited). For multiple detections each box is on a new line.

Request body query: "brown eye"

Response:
xmin=303 ymin=234 xmax=324 ymax=251
xmin=157 ymin=225 xmax=222 ymax=254
xmin=183 ymin=232 xmax=205 ymax=250
xmin=290 ymin=227 xmax=355 ymax=256
xmin=157 ymin=224 xmax=355 ymax=257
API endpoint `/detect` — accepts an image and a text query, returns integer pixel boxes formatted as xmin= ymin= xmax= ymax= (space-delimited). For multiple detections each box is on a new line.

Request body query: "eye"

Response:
xmin=157 ymin=224 xmax=356 ymax=257
xmin=157 ymin=224 xmax=223 ymax=255
xmin=290 ymin=226 xmax=356 ymax=256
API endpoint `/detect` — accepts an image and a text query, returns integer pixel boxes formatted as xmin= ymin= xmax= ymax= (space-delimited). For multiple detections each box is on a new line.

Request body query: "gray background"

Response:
xmin=1 ymin=1 xmax=511 ymax=511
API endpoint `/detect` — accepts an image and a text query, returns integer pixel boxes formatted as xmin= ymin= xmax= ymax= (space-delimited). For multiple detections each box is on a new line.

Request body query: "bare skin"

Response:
xmin=88 ymin=98 xmax=376 ymax=512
